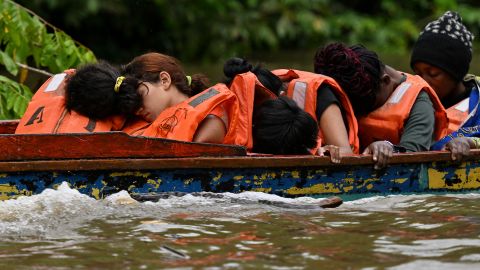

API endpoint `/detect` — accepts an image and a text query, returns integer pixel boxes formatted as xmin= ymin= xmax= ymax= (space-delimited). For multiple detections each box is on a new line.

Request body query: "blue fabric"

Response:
xmin=431 ymin=84 xmax=480 ymax=150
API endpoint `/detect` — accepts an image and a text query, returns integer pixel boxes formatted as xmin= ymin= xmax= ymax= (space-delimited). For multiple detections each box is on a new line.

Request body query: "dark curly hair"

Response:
xmin=65 ymin=61 xmax=142 ymax=119
xmin=314 ymin=43 xmax=385 ymax=116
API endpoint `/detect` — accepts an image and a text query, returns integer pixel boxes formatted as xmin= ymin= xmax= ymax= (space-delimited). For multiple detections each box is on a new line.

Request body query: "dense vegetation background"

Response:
xmin=1 ymin=0 xmax=480 ymax=118
xmin=16 ymin=0 xmax=480 ymax=63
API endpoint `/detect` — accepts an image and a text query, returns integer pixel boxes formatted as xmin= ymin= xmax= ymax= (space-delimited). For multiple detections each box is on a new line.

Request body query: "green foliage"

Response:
xmin=0 ymin=75 xmax=32 ymax=119
xmin=0 ymin=0 xmax=96 ymax=119
xmin=15 ymin=0 xmax=480 ymax=64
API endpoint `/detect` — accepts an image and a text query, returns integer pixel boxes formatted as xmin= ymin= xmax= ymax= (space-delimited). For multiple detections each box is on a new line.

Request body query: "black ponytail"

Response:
xmin=223 ymin=57 xmax=282 ymax=96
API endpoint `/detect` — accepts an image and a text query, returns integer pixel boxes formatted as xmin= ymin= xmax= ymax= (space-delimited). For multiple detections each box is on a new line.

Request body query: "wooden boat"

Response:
xmin=0 ymin=120 xmax=479 ymax=201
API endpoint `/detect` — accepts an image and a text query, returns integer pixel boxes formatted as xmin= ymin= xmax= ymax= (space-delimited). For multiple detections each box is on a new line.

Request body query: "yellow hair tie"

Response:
xmin=186 ymin=75 xmax=192 ymax=86
xmin=114 ymin=76 xmax=125 ymax=93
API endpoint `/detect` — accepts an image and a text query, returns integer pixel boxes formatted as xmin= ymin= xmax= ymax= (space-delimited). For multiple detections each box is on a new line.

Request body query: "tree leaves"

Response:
xmin=0 ymin=0 xmax=97 ymax=119
xmin=0 ymin=75 xmax=32 ymax=119
xmin=0 ymin=51 xmax=18 ymax=75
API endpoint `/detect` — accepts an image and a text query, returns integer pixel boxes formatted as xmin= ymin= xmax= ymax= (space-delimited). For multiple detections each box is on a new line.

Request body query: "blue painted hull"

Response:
xmin=1 ymin=156 xmax=479 ymax=200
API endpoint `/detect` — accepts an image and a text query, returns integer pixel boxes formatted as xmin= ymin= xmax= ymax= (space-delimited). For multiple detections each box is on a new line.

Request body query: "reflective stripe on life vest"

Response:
xmin=446 ymin=98 xmax=470 ymax=133
xmin=272 ymin=69 xmax=360 ymax=154
xmin=358 ymin=73 xmax=448 ymax=149
xmin=142 ymin=83 xmax=239 ymax=143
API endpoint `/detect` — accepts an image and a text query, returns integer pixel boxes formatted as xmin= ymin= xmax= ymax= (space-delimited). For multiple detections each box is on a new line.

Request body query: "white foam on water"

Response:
xmin=235 ymin=243 xmax=252 ymax=250
xmin=0 ymin=184 xmax=279 ymax=240
xmin=136 ymin=222 xmax=217 ymax=235
xmin=388 ymin=260 xmax=480 ymax=270
xmin=343 ymin=193 xmax=480 ymax=213
xmin=0 ymin=182 xmax=98 ymax=239
xmin=325 ymin=221 xmax=360 ymax=228
xmin=461 ymin=254 xmax=480 ymax=261
xmin=1 ymin=181 xmax=478 ymax=242
xmin=222 ymin=263 xmax=241 ymax=268
xmin=104 ymin=190 xmax=138 ymax=205
xmin=408 ymin=223 xmax=444 ymax=230
xmin=269 ymin=266 xmax=304 ymax=270
xmin=344 ymin=194 xmax=434 ymax=210
xmin=444 ymin=193 xmax=480 ymax=199
xmin=301 ymin=252 xmax=324 ymax=261
xmin=210 ymin=217 xmax=246 ymax=224
xmin=374 ymin=238 xmax=480 ymax=257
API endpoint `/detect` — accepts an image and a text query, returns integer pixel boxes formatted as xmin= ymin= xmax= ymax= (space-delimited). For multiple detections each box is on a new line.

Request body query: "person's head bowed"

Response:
xmin=410 ymin=11 xmax=474 ymax=101
xmin=411 ymin=11 xmax=474 ymax=83
xmin=314 ymin=42 xmax=386 ymax=116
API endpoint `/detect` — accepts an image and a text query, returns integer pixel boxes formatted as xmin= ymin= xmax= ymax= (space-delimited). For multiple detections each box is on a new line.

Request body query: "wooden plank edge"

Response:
xmin=0 ymin=132 xmax=247 ymax=159
xmin=0 ymin=119 xmax=19 ymax=134
xmin=0 ymin=149 xmax=478 ymax=172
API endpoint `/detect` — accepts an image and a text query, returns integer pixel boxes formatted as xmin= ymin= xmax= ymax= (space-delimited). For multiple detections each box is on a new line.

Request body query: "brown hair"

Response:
xmin=122 ymin=53 xmax=210 ymax=96
xmin=65 ymin=53 xmax=211 ymax=121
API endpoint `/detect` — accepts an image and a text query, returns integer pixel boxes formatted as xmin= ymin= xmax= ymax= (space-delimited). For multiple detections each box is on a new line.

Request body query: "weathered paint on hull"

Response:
xmin=1 ymin=159 xmax=479 ymax=201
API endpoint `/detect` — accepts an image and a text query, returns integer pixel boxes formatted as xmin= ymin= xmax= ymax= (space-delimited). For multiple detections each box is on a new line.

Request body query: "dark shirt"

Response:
xmin=442 ymin=81 xmax=473 ymax=109
xmin=315 ymin=84 xmax=348 ymax=131
xmin=399 ymin=91 xmax=435 ymax=152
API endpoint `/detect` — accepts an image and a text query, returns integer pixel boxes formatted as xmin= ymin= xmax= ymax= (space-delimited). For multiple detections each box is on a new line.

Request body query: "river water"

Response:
xmin=0 ymin=183 xmax=479 ymax=269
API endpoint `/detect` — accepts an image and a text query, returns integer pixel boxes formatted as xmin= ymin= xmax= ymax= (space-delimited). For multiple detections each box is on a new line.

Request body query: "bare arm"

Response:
xmin=193 ymin=115 xmax=227 ymax=144
xmin=319 ymin=104 xmax=353 ymax=155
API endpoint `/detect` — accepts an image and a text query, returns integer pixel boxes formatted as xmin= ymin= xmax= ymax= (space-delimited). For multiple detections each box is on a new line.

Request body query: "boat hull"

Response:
xmin=2 ymin=120 xmax=479 ymax=201
xmin=1 ymin=156 xmax=479 ymax=200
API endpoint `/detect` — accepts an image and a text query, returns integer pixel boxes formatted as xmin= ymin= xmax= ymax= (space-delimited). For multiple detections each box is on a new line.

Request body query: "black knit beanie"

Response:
xmin=410 ymin=11 xmax=474 ymax=81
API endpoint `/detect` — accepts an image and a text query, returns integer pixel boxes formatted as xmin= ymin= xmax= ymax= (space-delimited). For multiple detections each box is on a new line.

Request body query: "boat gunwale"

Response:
xmin=1 ymin=149 xmax=479 ymax=172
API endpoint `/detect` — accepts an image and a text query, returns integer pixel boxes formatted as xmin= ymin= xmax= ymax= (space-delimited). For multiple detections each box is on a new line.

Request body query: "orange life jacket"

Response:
xmin=446 ymin=99 xmax=470 ymax=133
xmin=272 ymin=69 xmax=360 ymax=154
xmin=358 ymin=73 xmax=448 ymax=149
xmin=227 ymin=72 xmax=277 ymax=150
xmin=16 ymin=69 xmax=124 ymax=134
xmin=141 ymin=83 xmax=239 ymax=143
xmin=121 ymin=117 xmax=151 ymax=136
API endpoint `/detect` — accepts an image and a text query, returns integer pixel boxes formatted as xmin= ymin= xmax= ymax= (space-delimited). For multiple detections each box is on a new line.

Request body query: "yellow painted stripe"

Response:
xmin=428 ymin=164 xmax=480 ymax=190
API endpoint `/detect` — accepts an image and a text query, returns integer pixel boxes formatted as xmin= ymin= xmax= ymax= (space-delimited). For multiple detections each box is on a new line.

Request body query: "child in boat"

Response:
xmin=314 ymin=42 xmax=448 ymax=169
xmin=271 ymin=67 xmax=359 ymax=162
xmin=222 ymin=57 xmax=319 ymax=155
xmin=66 ymin=54 xmax=318 ymax=154
xmin=223 ymin=58 xmax=357 ymax=161
xmin=66 ymin=52 xmax=239 ymax=144
xmin=410 ymin=11 xmax=480 ymax=160
xmin=15 ymin=66 xmax=127 ymax=134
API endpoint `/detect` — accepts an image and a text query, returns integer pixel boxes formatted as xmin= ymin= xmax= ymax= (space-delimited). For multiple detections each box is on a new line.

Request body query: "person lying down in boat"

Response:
xmin=14 ymin=67 xmax=147 ymax=135
xmin=222 ymin=57 xmax=365 ymax=162
xmin=314 ymin=42 xmax=449 ymax=169
xmin=67 ymin=52 xmax=236 ymax=144
xmin=222 ymin=57 xmax=319 ymax=155
xmin=61 ymin=53 xmax=320 ymax=156
xmin=271 ymin=64 xmax=360 ymax=163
